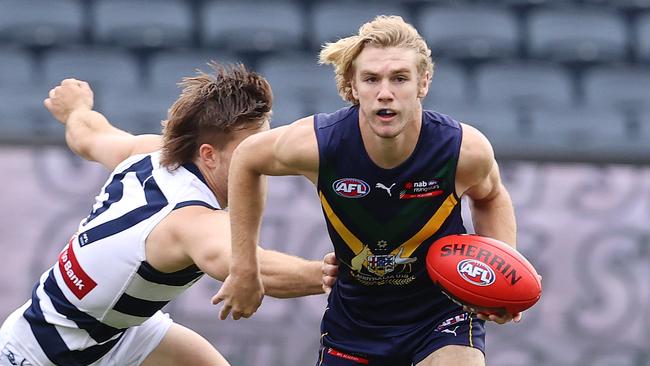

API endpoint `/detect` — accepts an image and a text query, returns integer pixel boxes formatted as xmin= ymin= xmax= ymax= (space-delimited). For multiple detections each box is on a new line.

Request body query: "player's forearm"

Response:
xmin=260 ymin=249 xmax=323 ymax=298
xmin=227 ymin=144 xmax=267 ymax=277
xmin=65 ymin=109 xmax=125 ymax=161
xmin=470 ymin=184 xmax=517 ymax=249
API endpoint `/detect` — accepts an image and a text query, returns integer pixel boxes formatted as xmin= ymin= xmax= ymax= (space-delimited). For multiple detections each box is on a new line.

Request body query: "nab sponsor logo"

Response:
xmin=457 ymin=259 xmax=495 ymax=287
xmin=332 ymin=178 xmax=370 ymax=198
xmin=405 ymin=180 xmax=439 ymax=190
xmin=400 ymin=178 xmax=443 ymax=199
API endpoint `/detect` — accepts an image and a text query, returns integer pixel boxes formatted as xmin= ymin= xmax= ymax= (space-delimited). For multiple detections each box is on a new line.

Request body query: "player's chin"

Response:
xmin=372 ymin=125 xmax=402 ymax=139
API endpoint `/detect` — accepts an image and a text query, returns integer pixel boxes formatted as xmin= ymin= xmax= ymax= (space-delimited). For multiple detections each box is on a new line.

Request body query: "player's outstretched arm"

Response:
xmin=214 ymin=117 xmax=319 ymax=320
xmin=256 ymin=248 xmax=336 ymax=298
xmin=163 ymin=206 xmax=336 ymax=299
xmin=44 ymin=78 xmax=162 ymax=170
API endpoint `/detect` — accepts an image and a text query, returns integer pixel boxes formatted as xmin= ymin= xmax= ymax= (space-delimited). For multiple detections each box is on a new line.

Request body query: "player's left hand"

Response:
xmin=212 ymin=270 xmax=264 ymax=321
xmin=462 ymin=273 xmax=539 ymax=324
xmin=322 ymin=252 xmax=338 ymax=294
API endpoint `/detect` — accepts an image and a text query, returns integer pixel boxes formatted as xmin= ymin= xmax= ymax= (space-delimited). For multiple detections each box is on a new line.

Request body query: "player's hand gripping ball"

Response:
xmin=426 ymin=234 xmax=541 ymax=316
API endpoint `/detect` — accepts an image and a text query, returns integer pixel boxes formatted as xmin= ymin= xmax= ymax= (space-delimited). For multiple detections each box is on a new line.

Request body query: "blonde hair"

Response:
xmin=319 ymin=15 xmax=434 ymax=104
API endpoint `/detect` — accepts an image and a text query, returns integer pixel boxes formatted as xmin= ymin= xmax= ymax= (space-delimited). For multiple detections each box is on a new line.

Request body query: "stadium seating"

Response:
xmin=0 ymin=48 xmax=34 ymax=85
xmin=425 ymin=101 xmax=523 ymax=158
xmin=0 ymin=0 xmax=83 ymax=47
xmin=581 ymin=0 xmax=650 ymax=10
xmin=0 ymin=85 xmax=58 ymax=144
xmin=582 ymin=66 xmax=650 ymax=113
xmin=257 ymin=53 xmax=339 ymax=126
xmin=98 ymin=88 xmax=177 ymax=135
xmin=42 ymin=48 xmax=140 ymax=91
xmin=267 ymin=97 xmax=307 ymax=127
xmin=93 ymin=0 xmax=193 ymax=49
xmin=312 ymin=94 xmax=350 ymax=121
xmin=418 ymin=5 xmax=519 ymax=61
xmin=432 ymin=101 xmax=521 ymax=139
xmin=201 ymin=1 xmax=304 ymax=52
xmin=637 ymin=12 xmax=650 ymax=61
xmin=474 ymin=61 xmax=574 ymax=108
xmin=639 ymin=109 xmax=650 ymax=145
xmin=0 ymin=0 xmax=647 ymax=163
xmin=311 ymin=2 xmax=411 ymax=49
xmin=525 ymin=105 xmax=632 ymax=161
xmin=425 ymin=61 xmax=470 ymax=107
xmin=148 ymin=49 xmax=241 ymax=96
xmin=497 ymin=0 xmax=576 ymax=7
xmin=527 ymin=6 xmax=628 ymax=63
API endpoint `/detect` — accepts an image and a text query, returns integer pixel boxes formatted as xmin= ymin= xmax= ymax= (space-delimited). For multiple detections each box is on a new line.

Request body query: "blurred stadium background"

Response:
xmin=1 ymin=0 xmax=649 ymax=365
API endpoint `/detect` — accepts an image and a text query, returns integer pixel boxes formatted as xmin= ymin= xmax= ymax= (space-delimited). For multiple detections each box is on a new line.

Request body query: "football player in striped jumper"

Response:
xmin=217 ymin=16 xmax=521 ymax=366
xmin=0 ymin=63 xmax=338 ymax=366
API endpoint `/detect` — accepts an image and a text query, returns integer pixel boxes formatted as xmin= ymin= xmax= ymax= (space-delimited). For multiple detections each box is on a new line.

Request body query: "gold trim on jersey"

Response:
xmin=319 ymin=192 xmax=458 ymax=257
xmin=389 ymin=193 xmax=458 ymax=257
xmin=320 ymin=191 xmax=365 ymax=254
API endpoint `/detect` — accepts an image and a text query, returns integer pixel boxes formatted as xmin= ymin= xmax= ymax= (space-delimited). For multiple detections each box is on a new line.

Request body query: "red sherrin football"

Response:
xmin=426 ymin=234 xmax=542 ymax=316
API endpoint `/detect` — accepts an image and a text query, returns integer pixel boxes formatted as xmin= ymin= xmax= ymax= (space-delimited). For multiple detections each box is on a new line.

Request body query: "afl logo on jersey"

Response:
xmin=457 ymin=259 xmax=495 ymax=287
xmin=332 ymin=178 xmax=370 ymax=198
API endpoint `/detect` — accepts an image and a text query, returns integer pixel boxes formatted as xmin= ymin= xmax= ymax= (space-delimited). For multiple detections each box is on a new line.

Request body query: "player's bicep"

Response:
xmin=179 ymin=210 xmax=231 ymax=282
xmin=456 ymin=123 xmax=496 ymax=198
xmin=464 ymin=160 xmax=501 ymax=202
xmin=276 ymin=118 xmax=319 ymax=179
xmin=232 ymin=127 xmax=289 ymax=176
xmin=235 ymin=117 xmax=318 ymax=177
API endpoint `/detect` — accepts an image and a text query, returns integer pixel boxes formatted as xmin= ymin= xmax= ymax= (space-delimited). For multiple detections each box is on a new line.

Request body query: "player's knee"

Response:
xmin=143 ymin=324 xmax=230 ymax=366
xmin=418 ymin=345 xmax=485 ymax=366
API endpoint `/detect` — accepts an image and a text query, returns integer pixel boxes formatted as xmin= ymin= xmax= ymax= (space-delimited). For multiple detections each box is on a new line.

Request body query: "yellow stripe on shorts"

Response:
xmin=469 ymin=314 xmax=474 ymax=348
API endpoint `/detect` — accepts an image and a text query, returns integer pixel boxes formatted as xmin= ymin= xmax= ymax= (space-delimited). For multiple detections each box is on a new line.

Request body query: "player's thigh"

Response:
xmin=141 ymin=323 xmax=230 ymax=366
xmin=416 ymin=345 xmax=485 ymax=366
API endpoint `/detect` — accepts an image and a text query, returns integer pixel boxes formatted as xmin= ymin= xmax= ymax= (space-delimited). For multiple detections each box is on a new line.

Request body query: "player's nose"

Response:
xmin=377 ymin=80 xmax=393 ymax=101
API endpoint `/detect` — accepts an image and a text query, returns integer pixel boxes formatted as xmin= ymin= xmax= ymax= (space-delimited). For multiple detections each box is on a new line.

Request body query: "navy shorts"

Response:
xmin=316 ymin=308 xmax=485 ymax=366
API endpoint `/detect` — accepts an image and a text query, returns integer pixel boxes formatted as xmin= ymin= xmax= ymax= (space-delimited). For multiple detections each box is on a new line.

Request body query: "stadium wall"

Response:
xmin=0 ymin=146 xmax=648 ymax=366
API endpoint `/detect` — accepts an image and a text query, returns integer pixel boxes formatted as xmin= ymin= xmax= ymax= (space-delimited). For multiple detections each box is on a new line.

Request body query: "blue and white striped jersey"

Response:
xmin=16 ymin=151 xmax=220 ymax=365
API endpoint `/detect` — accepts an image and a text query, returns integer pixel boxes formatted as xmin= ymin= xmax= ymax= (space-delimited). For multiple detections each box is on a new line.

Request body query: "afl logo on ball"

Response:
xmin=457 ymin=259 xmax=495 ymax=286
xmin=332 ymin=178 xmax=370 ymax=198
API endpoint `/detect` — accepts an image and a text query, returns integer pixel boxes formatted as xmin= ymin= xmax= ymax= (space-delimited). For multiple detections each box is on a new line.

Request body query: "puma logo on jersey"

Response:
xmin=375 ymin=183 xmax=396 ymax=197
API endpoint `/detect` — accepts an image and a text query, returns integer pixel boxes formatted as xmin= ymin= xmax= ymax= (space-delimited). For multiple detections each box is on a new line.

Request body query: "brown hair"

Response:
xmin=319 ymin=15 xmax=434 ymax=104
xmin=160 ymin=62 xmax=272 ymax=169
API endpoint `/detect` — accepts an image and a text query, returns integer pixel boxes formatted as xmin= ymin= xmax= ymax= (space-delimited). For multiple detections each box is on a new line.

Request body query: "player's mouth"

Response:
xmin=376 ymin=108 xmax=397 ymax=121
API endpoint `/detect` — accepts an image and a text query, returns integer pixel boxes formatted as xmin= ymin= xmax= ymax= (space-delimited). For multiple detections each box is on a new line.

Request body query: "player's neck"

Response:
xmin=195 ymin=161 xmax=228 ymax=208
xmin=359 ymin=115 xmax=421 ymax=170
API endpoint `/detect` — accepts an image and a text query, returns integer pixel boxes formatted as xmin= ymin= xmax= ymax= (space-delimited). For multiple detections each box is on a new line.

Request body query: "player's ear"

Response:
xmin=198 ymin=143 xmax=218 ymax=169
xmin=350 ymin=79 xmax=359 ymax=100
xmin=418 ymin=71 xmax=430 ymax=99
